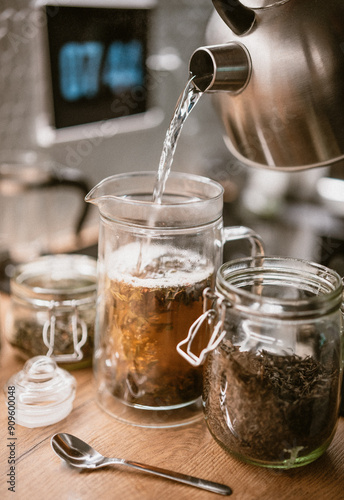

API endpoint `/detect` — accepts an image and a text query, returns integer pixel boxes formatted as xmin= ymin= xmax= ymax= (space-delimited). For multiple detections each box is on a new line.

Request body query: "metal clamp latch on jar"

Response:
xmin=42 ymin=299 xmax=88 ymax=363
xmin=177 ymin=288 xmax=230 ymax=367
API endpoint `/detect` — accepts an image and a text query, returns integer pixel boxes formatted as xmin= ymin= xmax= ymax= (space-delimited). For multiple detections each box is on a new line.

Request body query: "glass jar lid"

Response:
xmin=5 ymin=356 xmax=76 ymax=428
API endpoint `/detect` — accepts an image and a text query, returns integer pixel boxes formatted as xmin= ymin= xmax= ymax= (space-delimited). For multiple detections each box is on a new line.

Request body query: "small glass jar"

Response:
xmin=178 ymin=256 xmax=344 ymax=468
xmin=7 ymin=254 xmax=97 ymax=369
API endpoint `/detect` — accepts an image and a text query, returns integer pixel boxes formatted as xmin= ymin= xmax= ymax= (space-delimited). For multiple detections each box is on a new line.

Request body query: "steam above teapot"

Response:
xmin=189 ymin=0 xmax=344 ymax=171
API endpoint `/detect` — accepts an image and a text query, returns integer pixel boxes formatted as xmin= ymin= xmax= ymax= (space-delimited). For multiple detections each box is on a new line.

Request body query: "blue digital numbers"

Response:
xmin=59 ymin=40 xmax=144 ymax=102
xmin=102 ymin=40 xmax=143 ymax=92
xmin=59 ymin=42 xmax=103 ymax=101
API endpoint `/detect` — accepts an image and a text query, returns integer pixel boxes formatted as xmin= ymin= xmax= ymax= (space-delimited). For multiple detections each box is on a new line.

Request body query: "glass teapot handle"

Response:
xmin=222 ymin=225 xmax=264 ymax=257
xmin=178 ymin=226 xmax=264 ymax=366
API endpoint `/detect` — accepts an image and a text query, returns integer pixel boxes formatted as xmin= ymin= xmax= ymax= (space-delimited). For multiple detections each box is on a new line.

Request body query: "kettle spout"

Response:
xmin=189 ymin=43 xmax=251 ymax=93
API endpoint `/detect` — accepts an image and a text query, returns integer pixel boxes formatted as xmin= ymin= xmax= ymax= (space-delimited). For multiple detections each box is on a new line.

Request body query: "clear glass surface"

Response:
xmin=87 ymin=171 xmax=263 ymax=427
xmin=7 ymin=254 xmax=97 ymax=369
xmin=203 ymin=256 xmax=344 ymax=468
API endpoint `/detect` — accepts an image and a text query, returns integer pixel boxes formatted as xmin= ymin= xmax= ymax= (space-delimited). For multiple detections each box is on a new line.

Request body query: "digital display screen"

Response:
xmin=45 ymin=5 xmax=151 ymax=129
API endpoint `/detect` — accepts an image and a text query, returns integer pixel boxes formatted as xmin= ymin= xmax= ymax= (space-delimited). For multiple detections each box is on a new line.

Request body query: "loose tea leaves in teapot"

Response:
xmin=204 ymin=340 xmax=341 ymax=466
xmin=104 ymin=244 xmax=214 ymax=408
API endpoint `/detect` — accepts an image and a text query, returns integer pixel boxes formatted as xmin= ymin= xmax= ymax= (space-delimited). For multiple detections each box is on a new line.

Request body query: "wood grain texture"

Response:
xmin=1 ymin=294 xmax=344 ymax=500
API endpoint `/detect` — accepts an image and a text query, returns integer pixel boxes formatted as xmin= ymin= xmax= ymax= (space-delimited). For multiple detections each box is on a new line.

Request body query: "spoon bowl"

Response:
xmin=51 ymin=433 xmax=109 ymax=468
xmin=51 ymin=433 xmax=232 ymax=496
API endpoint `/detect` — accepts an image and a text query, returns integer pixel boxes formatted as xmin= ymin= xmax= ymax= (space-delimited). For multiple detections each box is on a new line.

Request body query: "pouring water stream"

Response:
xmin=152 ymin=77 xmax=202 ymax=204
xmin=136 ymin=77 xmax=202 ymax=272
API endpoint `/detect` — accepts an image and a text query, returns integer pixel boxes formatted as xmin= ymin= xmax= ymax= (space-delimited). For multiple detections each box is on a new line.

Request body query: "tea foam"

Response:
xmin=107 ymin=242 xmax=214 ymax=288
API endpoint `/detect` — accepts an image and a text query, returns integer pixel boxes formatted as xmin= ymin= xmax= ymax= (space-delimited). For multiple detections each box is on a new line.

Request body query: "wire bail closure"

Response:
xmin=42 ymin=299 xmax=88 ymax=363
xmin=177 ymin=288 xmax=231 ymax=367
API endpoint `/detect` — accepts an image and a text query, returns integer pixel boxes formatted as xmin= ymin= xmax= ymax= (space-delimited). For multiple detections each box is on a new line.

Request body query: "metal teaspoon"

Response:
xmin=51 ymin=433 xmax=232 ymax=496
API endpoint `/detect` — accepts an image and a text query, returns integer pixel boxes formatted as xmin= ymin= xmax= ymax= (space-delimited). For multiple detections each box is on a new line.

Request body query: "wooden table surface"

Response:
xmin=1 ymin=294 xmax=344 ymax=500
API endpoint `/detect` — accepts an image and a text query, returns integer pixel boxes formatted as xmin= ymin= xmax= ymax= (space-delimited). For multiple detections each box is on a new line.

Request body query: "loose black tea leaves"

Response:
xmin=203 ymin=341 xmax=340 ymax=466
xmin=10 ymin=316 xmax=94 ymax=367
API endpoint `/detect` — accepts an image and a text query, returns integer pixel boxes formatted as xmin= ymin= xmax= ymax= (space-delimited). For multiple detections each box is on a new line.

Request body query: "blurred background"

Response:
xmin=0 ymin=0 xmax=343 ymax=290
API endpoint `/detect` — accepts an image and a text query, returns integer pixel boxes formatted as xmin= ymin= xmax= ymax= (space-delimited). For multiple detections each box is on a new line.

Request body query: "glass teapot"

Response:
xmin=86 ymin=171 xmax=264 ymax=427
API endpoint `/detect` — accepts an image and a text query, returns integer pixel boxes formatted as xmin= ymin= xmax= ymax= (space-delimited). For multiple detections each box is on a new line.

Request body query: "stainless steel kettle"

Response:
xmin=189 ymin=0 xmax=344 ymax=171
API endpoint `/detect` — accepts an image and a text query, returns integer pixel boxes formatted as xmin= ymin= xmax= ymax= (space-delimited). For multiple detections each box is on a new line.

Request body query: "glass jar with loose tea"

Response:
xmin=6 ymin=254 xmax=97 ymax=369
xmin=178 ymin=256 xmax=344 ymax=468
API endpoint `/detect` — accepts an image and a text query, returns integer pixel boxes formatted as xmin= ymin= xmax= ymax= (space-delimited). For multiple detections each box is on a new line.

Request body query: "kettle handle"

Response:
xmin=212 ymin=0 xmax=255 ymax=36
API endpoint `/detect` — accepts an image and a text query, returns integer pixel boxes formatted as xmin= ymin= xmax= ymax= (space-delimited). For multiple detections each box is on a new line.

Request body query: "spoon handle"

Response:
xmin=107 ymin=458 xmax=232 ymax=496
